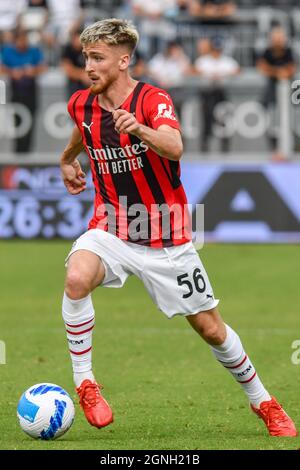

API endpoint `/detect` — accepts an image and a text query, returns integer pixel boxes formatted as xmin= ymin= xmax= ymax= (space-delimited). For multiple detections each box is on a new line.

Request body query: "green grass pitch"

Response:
xmin=1 ymin=241 xmax=300 ymax=450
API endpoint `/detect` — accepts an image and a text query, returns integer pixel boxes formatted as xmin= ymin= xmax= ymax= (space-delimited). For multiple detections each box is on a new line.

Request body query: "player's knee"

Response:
xmin=187 ymin=309 xmax=226 ymax=344
xmin=198 ymin=321 xmax=226 ymax=345
xmin=65 ymin=269 xmax=91 ymax=300
xmin=202 ymin=323 xmax=226 ymax=345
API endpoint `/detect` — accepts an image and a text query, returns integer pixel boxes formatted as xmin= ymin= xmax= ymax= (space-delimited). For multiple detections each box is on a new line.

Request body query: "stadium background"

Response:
xmin=1 ymin=0 xmax=300 ymax=451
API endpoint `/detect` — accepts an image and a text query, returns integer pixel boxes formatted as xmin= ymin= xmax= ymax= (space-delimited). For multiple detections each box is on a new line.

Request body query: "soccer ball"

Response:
xmin=17 ymin=383 xmax=75 ymax=440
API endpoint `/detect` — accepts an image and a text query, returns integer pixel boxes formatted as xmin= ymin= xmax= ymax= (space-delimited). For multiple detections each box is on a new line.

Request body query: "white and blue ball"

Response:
xmin=17 ymin=383 xmax=75 ymax=440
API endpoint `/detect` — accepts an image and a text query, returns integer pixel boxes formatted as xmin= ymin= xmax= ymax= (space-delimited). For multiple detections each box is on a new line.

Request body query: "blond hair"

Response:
xmin=80 ymin=18 xmax=139 ymax=54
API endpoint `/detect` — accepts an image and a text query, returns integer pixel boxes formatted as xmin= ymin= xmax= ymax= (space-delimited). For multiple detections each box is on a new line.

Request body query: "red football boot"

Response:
xmin=251 ymin=396 xmax=297 ymax=437
xmin=76 ymin=379 xmax=113 ymax=428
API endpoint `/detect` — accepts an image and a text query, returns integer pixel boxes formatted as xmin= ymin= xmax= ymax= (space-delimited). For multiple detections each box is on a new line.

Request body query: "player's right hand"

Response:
xmin=61 ymin=159 xmax=86 ymax=195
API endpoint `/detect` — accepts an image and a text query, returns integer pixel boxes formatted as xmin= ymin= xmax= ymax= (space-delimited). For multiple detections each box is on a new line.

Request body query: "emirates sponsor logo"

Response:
xmin=87 ymin=141 xmax=149 ymax=162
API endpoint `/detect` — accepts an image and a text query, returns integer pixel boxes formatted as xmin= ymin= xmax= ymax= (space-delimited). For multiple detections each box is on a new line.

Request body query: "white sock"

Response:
xmin=62 ymin=292 xmax=95 ymax=388
xmin=211 ymin=324 xmax=271 ymax=408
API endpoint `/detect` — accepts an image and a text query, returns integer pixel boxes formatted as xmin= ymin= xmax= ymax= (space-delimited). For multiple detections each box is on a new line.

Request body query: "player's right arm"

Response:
xmin=60 ymin=125 xmax=86 ymax=195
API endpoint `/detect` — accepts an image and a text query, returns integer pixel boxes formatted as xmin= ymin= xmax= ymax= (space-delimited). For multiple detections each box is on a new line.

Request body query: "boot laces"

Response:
xmin=78 ymin=382 xmax=103 ymax=409
xmin=264 ymin=400 xmax=286 ymax=428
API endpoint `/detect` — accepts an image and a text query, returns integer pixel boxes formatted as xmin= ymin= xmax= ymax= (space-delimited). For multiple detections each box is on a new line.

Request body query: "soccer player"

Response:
xmin=60 ymin=18 xmax=297 ymax=437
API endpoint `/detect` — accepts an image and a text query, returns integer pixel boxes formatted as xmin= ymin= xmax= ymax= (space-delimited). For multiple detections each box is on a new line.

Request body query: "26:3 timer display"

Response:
xmin=0 ymin=191 xmax=93 ymax=239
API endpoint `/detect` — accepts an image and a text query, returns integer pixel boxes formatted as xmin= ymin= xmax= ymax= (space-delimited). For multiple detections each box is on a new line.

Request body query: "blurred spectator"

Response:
xmin=43 ymin=0 xmax=84 ymax=48
xmin=194 ymin=36 xmax=240 ymax=152
xmin=257 ymin=27 xmax=296 ymax=158
xmin=131 ymin=52 xmax=159 ymax=86
xmin=28 ymin=0 xmax=48 ymax=6
xmin=132 ymin=0 xmax=177 ymax=18
xmin=196 ymin=37 xmax=211 ymax=56
xmin=148 ymin=41 xmax=191 ymax=122
xmin=148 ymin=41 xmax=191 ymax=87
xmin=0 ymin=0 xmax=27 ymax=44
xmin=176 ymin=0 xmax=190 ymax=15
xmin=61 ymin=28 xmax=90 ymax=98
xmin=1 ymin=29 xmax=47 ymax=153
xmin=131 ymin=0 xmax=177 ymax=58
xmin=131 ymin=0 xmax=189 ymax=17
xmin=20 ymin=1 xmax=48 ymax=45
xmin=189 ymin=0 xmax=236 ymax=19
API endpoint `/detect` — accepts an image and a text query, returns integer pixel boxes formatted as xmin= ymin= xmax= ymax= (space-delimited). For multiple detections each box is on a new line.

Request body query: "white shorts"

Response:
xmin=66 ymin=229 xmax=219 ymax=319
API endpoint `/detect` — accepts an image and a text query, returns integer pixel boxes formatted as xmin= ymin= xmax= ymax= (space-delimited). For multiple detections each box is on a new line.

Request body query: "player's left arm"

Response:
xmin=113 ymin=110 xmax=183 ymax=161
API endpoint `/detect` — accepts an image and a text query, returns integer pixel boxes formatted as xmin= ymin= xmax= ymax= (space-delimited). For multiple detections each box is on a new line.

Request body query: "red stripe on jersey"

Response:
xmin=119 ymin=132 xmax=161 ymax=245
xmin=83 ymin=93 xmax=104 ymax=200
xmin=140 ymin=86 xmax=182 ymax=192
xmin=67 ymin=89 xmax=82 ymax=123
xmin=69 ymin=89 xmax=119 ymax=234
xmin=136 ymin=87 xmax=171 ymax=245
xmin=71 ymin=91 xmax=103 ymax=205
xmin=84 ymin=91 xmax=121 ymax=233
xmin=141 ymin=147 xmax=190 ymax=246
xmin=137 ymin=84 xmax=190 ymax=246
xmin=97 ymin=83 xmax=154 ymax=244
xmin=126 ymin=83 xmax=168 ymax=246
xmin=146 ymin=149 xmax=179 ymax=245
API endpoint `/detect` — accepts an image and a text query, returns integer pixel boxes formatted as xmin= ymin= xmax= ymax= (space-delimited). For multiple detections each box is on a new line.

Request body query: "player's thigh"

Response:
xmin=66 ymin=249 xmax=105 ymax=291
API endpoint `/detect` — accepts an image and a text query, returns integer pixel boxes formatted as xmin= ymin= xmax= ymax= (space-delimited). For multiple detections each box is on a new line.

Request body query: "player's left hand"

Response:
xmin=112 ymin=109 xmax=141 ymax=136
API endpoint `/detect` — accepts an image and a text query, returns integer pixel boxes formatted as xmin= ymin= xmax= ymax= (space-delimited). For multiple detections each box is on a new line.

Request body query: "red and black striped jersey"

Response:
xmin=67 ymin=81 xmax=191 ymax=247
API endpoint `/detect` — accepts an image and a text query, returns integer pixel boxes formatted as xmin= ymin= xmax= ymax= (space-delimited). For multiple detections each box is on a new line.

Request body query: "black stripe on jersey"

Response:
xmin=161 ymin=159 xmax=182 ymax=190
xmin=129 ymin=83 xmax=177 ymax=246
xmin=129 ymin=84 xmax=166 ymax=206
xmin=100 ymin=105 xmax=148 ymax=243
xmin=83 ymin=93 xmax=111 ymax=204
xmin=141 ymin=86 xmax=182 ymax=190
xmin=100 ymin=109 xmax=142 ymax=209
xmin=140 ymin=87 xmax=152 ymax=126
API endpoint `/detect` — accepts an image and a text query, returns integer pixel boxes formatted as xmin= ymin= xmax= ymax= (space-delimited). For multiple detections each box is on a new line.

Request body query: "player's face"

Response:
xmin=83 ymin=41 xmax=130 ymax=94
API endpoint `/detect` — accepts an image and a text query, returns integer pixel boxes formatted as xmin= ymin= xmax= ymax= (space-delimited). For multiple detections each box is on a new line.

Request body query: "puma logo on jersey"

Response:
xmin=154 ymin=103 xmax=177 ymax=121
xmin=82 ymin=121 xmax=94 ymax=134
